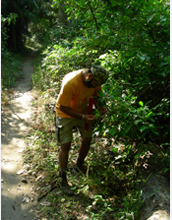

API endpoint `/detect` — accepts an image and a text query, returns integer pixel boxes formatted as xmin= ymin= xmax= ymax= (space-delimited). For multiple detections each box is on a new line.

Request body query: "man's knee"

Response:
xmin=83 ymin=137 xmax=92 ymax=144
xmin=60 ymin=142 xmax=71 ymax=153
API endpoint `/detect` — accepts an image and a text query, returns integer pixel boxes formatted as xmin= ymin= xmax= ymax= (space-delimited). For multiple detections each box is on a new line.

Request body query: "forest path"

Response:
xmin=1 ymin=54 xmax=38 ymax=220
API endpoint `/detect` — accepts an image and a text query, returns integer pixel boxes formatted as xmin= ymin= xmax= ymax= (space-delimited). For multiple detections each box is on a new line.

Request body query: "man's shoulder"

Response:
xmin=65 ymin=69 xmax=80 ymax=77
xmin=63 ymin=69 xmax=84 ymax=84
xmin=67 ymin=69 xmax=84 ymax=77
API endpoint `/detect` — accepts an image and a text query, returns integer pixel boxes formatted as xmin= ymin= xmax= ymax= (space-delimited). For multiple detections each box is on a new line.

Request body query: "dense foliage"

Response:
xmin=1 ymin=0 xmax=50 ymax=93
xmin=1 ymin=0 xmax=53 ymax=51
xmin=33 ymin=0 xmax=170 ymax=146
xmin=1 ymin=13 xmax=23 ymax=98
xmin=2 ymin=0 xmax=170 ymax=219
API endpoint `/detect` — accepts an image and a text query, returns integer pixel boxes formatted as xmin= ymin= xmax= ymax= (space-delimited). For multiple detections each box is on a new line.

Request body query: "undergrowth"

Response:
xmin=23 ymin=33 xmax=169 ymax=217
xmin=1 ymin=50 xmax=23 ymax=107
xmin=1 ymin=49 xmax=23 ymax=90
xmin=23 ymin=89 xmax=169 ymax=220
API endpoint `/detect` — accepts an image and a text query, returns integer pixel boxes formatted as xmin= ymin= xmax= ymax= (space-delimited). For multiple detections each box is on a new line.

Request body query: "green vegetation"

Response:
xmin=1 ymin=0 xmax=170 ymax=219
xmin=1 ymin=13 xmax=23 ymax=105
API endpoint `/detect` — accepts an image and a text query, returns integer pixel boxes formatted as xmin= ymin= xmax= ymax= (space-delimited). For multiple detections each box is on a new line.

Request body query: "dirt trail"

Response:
xmin=1 ymin=54 xmax=38 ymax=220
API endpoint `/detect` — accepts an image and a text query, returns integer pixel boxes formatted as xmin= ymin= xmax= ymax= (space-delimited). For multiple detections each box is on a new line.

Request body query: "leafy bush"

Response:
xmin=1 ymin=49 xmax=23 ymax=89
xmin=1 ymin=14 xmax=23 ymax=90
xmin=32 ymin=42 xmax=99 ymax=91
xmin=95 ymin=43 xmax=169 ymax=145
xmin=95 ymin=78 xmax=158 ymax=144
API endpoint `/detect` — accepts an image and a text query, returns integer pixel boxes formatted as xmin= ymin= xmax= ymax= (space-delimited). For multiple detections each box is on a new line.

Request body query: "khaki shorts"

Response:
xmin=55 ymin=117 xmax=92 ymax=145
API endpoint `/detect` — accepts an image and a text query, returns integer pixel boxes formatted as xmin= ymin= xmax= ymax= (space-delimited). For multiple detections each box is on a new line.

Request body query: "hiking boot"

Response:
xmin=59 ymin=170 xmax=68 ymax=186
xmin=59 ymin=170 xmax=74 ymax=196
xmin=62 ymin=185 xmax=75 ymax=196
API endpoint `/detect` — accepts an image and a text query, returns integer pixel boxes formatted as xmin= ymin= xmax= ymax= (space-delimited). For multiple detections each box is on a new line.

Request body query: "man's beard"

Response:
xmin=84 ymin=78 xmax=94 ymax=88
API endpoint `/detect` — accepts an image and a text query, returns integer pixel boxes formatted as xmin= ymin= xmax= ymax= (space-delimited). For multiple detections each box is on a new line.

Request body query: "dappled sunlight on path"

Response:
xmin=1 ymin=55 xmax=38 ymax=220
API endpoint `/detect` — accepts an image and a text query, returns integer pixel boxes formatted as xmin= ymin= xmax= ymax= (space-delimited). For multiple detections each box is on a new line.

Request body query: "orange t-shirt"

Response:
xmin=56 ymin=69 xmax=101 ymax=118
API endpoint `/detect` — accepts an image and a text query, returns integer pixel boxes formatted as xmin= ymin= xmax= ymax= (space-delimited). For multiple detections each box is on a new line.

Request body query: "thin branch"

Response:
xmin=87 ymin=1 xmax=98 ymax=31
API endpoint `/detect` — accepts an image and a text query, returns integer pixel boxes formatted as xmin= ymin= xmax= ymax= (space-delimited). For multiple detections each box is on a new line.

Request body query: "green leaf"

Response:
xmin=124 ymin=126 xmax=131 ymax=134
xmin=81 ymin=185 xmax=89 ymax=193
xmin=149 ymin=117 xmax=155 ymax=122
xmin=139 ymin=101 xmax=144 ymax=107
xmin=140 ymin=125 xmax=147 ymax=132
xmin=110 ymin=147 xmax=118 ymax=153
xmin=147 ymin=111 xmax=152 ymax=117
xmin=134 ymin=119 xmax=141 ymax=125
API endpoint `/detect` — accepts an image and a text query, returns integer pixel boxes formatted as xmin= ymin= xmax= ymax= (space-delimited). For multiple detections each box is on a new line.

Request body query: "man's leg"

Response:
xmin=59 ymin=142 xmax=71 ymax=185
xmin=77 ymin=137 xmax=92 ymax=169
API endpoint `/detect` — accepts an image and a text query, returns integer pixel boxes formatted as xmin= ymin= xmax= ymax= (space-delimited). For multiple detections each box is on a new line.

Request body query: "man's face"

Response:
xmin=84 ymin=77 xmax=100 ymax=88
xmin=84 ymin=78 xmax=94 ymax=88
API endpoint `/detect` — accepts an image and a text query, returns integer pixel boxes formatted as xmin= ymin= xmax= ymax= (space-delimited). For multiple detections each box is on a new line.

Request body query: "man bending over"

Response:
xmin=55 ymin=65 xmax=109 ymax=189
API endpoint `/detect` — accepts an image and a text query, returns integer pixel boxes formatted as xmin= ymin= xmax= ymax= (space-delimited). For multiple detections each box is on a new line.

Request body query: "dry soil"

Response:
xmin=1 ymin=55 xmax=38 ymax=220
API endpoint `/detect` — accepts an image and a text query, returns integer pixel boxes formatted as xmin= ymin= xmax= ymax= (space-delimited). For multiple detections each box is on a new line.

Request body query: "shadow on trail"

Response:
xmin=1 ymin=105 xmax=31 ymax=146
xmin=1 ymin=52 xmax=39 ymax=220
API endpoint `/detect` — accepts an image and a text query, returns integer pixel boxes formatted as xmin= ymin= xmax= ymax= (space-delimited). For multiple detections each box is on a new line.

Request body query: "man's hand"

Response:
xmin=84 ymin=114 xmax=96 ymax=123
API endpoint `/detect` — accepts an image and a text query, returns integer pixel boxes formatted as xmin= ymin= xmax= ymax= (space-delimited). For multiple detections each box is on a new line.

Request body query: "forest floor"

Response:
xmin=1 ymin=54 xmax=39 ymax=220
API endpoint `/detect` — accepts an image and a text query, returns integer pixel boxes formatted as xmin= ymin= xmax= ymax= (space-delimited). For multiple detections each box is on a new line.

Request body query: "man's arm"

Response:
xmin=59 ymin=105 xmax=95 ymax=123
